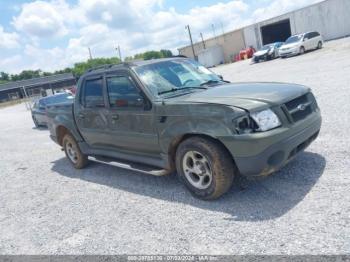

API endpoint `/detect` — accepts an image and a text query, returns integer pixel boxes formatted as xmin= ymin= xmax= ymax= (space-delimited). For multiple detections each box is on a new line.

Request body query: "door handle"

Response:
xmin=111 ymin=114 xmax=119 ymax=120
xmin=78 ymin=113 xmax=85 ymax=119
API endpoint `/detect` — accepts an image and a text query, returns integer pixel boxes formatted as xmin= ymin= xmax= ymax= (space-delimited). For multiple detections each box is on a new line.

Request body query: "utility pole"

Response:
xmin=88 ymin=47 xmax=93 ymax=60
xmin=220 ymin=22 xmax=225 ymax=35
xmin=220 ymin=22 xmax=225 ymax=42
xmin=211 ymin=24 xmax=216 ymax=38
xmin=200 ymin=33 xmax=206 ymax=49
xmin=185 ymin=25 xmax=196 ymax=60
xmin=116 ymin=45 xmax=122 ymax=62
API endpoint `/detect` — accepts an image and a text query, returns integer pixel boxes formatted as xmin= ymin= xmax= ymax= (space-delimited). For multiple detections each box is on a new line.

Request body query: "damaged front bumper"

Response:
xmin=219 ymin=110 xmax=322 ymax=177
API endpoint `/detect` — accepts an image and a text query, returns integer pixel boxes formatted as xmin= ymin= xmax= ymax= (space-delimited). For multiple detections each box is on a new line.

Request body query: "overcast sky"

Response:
xmin=0 ymin=0 xmax=323 ymax=73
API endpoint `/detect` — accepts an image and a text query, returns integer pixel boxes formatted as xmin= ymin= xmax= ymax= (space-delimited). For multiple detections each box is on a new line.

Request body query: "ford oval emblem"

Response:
xmin=297 ymin=104 xmax=307 ymax=111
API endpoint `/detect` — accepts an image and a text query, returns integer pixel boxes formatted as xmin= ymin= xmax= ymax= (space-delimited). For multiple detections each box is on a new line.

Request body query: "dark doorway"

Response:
xmin=261 ymin=19 xmax=291 ymax=45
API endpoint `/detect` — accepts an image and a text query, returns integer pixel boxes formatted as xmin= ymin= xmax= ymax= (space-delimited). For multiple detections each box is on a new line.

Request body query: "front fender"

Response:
xmin=158 ymin=116 xmax=234 ymax=154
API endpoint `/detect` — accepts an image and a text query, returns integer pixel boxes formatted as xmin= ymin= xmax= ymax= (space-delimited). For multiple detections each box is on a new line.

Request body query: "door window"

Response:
xmin=106 ymin=76 xmax=144 ymax=109
xmin=83 ymin=78 xmax=104 ymax=107
xmin=310 ymin=32 xmax=320 ymax=38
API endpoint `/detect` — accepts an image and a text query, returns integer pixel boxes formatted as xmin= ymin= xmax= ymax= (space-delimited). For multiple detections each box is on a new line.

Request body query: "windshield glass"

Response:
xmin=133 ymin=59 xmax=222 ymax=97
xmin=285 ymin=35 xmax=303 ymax=44
xmin=261 ymin=44 xmax=273 ymax=51
xmin=42 ymin=93 xmax=74 ymax=105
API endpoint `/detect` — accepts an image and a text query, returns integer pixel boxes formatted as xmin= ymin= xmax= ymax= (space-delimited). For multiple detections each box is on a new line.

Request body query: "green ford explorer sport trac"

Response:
xmin=46 ymin=57 xmax=321 ymax=200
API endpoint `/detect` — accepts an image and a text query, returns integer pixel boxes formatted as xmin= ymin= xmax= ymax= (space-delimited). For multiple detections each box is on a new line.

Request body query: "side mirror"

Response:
xmin=135 ymin=97 xmax=144 ymax=107
xmin=218 ymin=75 xmax=224 ymax=80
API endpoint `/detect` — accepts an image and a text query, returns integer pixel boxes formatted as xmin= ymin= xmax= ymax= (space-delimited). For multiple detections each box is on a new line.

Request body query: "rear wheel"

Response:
xmin=63 ymin=134 xmax=89 ymax=169
xmin=317 ymin=41 xmax=323 ymax=49
xmin=175 ymin=137 xmax=235 ymax=200
xmin=299 ymin=46 xmax=305 ymax=55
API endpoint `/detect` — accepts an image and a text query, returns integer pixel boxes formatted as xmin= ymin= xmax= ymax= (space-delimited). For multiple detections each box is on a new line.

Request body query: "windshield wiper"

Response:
xmin=200 ymin=80 xmax=220 ymax=86
xmin=158 ymin=86 xmax=207 ymax=95
xmin=200 ymin=79 xmax=232 ymax=86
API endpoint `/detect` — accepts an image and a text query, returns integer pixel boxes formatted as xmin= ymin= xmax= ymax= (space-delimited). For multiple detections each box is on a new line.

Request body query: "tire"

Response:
xmin=299 ymin=46 xmax=305 ymax=55
xmin=317 ymin=41 xmax=323 ymax=49
xmin=32 ymin=116 xmax=39 ymax=128
xmin=175 ymin=137 xmax=235 ymax=200
xmin=63 ymin=134 xmax=89 ymax=169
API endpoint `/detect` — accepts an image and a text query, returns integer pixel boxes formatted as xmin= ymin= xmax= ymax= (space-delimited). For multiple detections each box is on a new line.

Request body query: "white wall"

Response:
xmin=243 ymin=0 xmax=350 ymax=49
xmin=293 ymin=0 xmax=350 ymax=40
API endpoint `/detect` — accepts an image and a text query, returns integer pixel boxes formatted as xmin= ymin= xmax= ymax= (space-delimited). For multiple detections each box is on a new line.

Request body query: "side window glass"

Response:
xmin=83 ymin=78 xmax=104 ymax=107
xmin=106 ymin=76 xmax=144 ymax=109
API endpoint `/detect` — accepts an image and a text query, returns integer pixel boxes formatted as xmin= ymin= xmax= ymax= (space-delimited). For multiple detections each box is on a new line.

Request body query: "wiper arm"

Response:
xmin=158 ymin=86 xmax=207 ymax=95
xmin=200 ymin=79 xmax=231 ymax=86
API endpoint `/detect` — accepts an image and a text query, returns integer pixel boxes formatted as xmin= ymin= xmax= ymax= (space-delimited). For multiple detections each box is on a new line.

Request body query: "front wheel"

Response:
xmin=32 ymin=116 xmax=39 ymax=128
xmin=63 ymin=134 xmax=89 ymax=169
xmin=299 ymin=46 xmax=305 ymax=55
xmin=175 ymin=137 xmax=235 ymax=200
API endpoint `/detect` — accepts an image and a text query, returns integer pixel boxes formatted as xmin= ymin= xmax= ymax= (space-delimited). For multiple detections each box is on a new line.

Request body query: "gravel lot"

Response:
xmin=0 ymin=37 xmax=350 ymax=255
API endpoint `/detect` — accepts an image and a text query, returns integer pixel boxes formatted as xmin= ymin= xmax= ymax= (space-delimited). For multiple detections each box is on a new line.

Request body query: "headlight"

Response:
xmin=250 ymin=109 xmax=281 ymax=132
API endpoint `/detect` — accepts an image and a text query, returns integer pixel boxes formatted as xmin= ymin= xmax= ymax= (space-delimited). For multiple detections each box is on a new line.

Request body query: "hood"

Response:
xmin=280 ymin=42 xmax=300 ymax=49
xmin=171 ymin=82 xmax=310 ymax=111
xmin=254 ymin=50 xmax=269 ymax=56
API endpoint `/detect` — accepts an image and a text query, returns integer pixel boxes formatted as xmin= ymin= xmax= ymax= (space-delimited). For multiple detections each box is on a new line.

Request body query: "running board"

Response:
xmin=88 ymin=156 xmax=171 ymax=176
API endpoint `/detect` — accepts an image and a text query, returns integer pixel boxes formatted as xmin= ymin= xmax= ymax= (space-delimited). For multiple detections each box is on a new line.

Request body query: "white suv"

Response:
xmin=279 ymin=32 xmax=323 ymax=58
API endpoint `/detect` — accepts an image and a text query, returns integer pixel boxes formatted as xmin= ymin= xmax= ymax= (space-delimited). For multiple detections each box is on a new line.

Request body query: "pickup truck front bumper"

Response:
xmin=219 ymin=111 xmax=322 ymax=177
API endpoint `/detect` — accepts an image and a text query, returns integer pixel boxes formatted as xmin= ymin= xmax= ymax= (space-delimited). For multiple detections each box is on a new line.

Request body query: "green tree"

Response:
xmin=72 ymin=57 xmax=121 ymax=77
xmin=0 ymin=72 xmax=9 ymax=81
xmin=160 ymin=49 xmax=173 ymax=58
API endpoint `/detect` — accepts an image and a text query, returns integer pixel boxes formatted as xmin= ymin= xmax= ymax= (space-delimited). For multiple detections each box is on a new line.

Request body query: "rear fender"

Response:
xmin=53 ymin=114 xmax=83 ymax=144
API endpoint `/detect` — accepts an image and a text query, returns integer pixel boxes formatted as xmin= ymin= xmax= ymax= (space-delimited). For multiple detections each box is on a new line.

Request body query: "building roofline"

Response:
xmin=0 ymin=73 xmax=75 ymax=92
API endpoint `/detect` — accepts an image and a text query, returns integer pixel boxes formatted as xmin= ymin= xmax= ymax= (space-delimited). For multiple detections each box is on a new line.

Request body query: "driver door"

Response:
xmin=103 ymin=72 xmax=160 ymax=156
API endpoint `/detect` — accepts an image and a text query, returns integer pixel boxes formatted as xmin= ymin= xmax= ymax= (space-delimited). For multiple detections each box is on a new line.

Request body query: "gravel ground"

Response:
xmin=0 ymin=37 xmax=350 ymax=255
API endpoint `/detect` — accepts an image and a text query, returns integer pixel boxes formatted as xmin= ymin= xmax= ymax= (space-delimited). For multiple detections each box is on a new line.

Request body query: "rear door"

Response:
xmin=312 ymin=32 xmax=321 ymax=48
xmin=74 ymin=75 xmax=110 ymax=148
xmin=303 ymin=33 xmax=312 ymax=50
xmin=104 ymin=71 xmax=160 ymax=156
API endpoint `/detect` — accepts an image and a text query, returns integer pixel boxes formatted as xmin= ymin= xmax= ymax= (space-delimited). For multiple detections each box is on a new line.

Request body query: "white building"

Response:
xmin=178 ymin=0 xmax=350 ymax=63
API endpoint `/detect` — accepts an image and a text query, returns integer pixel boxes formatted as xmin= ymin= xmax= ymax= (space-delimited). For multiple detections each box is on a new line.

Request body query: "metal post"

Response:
xmin=185 ymin=25 xmax=196 ymax=60
xmin=88 ymin=47 xmax=93 ymax=60
xmin=220 ymin=22 xmax=225 ymax=42
xmin=200 ymin=33 xmax=206 ymax=49
xmin=116 ymin=45 xmax=122 ymax=62
xmin=220 ymin=22 xmax=225 ymax=35
xmin=212 ymin=24 xmax=216 ymax=38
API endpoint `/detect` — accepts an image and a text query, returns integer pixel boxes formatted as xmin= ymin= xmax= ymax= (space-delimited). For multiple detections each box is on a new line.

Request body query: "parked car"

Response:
xmin=279 ymin=32 xmax=323 ymax=58
xmin=46 ymin=58 xmax=321 ymax=200
xmin=239 ymin=46 xmax=256 ymax=60
xmin=31 ymin=93 xmax=74 ymax=127
xmin=252 ymin=42 xmax=284 ymax=63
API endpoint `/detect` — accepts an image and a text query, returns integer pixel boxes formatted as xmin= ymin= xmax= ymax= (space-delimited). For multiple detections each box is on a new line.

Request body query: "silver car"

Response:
xmin=279 ymin=32 xmax=323 ymax=58
xmin=31 ymin=93 xmax=74 ymax=127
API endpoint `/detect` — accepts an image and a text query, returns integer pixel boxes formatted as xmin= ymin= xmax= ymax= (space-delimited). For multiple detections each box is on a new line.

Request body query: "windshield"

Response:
xmin=133 ymin=59 xmax=222 ymax=97
xmin=42 ymin=93 xmax=74 ymax=105
xmin=261 ymin=44 xmax=273 ymax=51
xmin=285 ymin=35 xmax=303 ymax=44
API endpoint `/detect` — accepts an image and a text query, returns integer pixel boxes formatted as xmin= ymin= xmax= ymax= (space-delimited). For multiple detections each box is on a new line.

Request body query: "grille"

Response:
xmin=283 ymin=93 xmax=314 ymax=123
